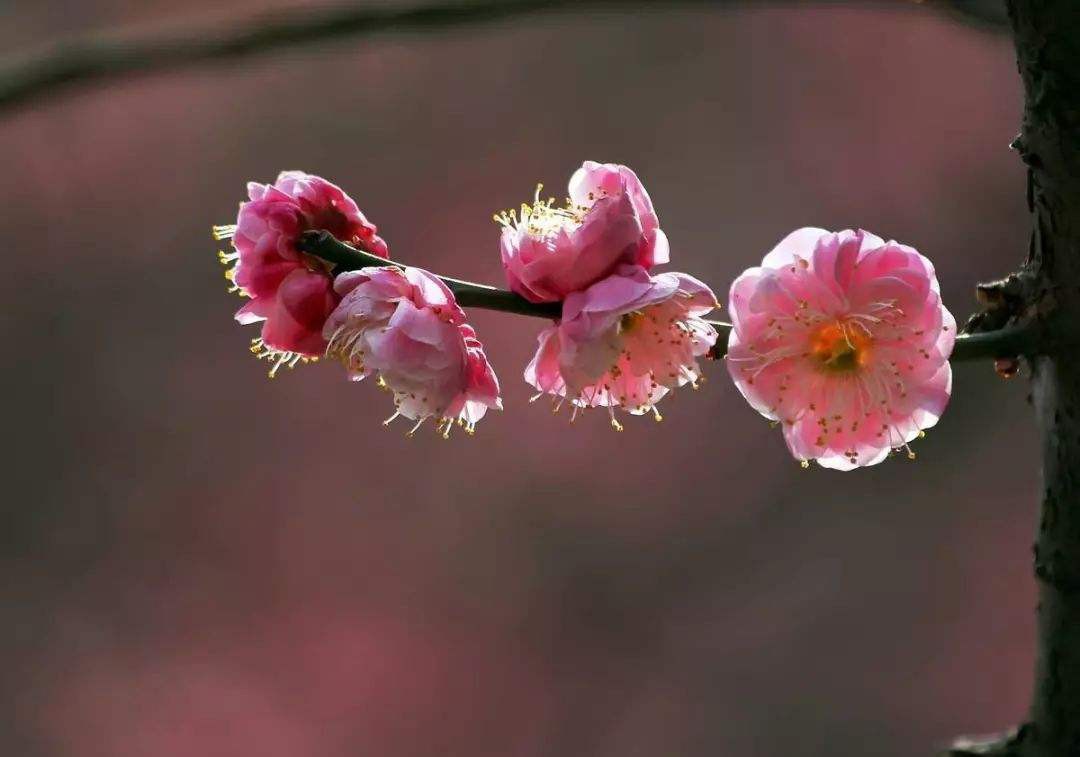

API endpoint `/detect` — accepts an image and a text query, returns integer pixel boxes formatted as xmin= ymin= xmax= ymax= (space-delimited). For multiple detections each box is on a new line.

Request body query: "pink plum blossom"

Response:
xmin=497 ymin=161 xmax=670 ymax=303
xmin=214 ymin=171 xmax=389 ymax=375
xmin=525 ymin=265 xmax=718 ymax=429
xmin=726 ymin=228 xmax=955 ymax=470
xmin=323 ymin=266 xmax=501 ymax=437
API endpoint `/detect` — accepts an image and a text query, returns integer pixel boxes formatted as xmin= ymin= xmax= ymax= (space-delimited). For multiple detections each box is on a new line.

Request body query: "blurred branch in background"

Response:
xmin=932 ymin=0 xmax=1008 ymax=28
xmin=0 ymin=0 xmax=1006 ymax=114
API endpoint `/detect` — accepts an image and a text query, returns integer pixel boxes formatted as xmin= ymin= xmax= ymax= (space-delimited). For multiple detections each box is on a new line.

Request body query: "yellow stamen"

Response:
xmin=809 ymin=321 xmax=872 ymax=374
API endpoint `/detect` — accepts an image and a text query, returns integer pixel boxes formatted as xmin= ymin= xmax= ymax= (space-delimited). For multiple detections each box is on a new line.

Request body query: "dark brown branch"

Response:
xmin=0 ymin=0 xmax=1005 ymax=114
xmin=299 ymin=229 xmax=1036 ymax=363
xmin=952 ymin=323 xmax=1039 ymax=361
xmin=301 ymin=230 xmax=562 ymax=319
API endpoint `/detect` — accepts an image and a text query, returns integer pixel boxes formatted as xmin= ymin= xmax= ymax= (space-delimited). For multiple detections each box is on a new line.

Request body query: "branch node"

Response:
xmin=963 ymin=270 xmax=1043 ymax=365
xmin=1034 ymin=550 xmax=1080 ymax=595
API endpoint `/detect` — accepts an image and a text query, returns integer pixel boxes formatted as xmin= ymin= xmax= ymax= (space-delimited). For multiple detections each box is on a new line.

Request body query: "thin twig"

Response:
xmin=298 ymin=229 xmax=1036 ymax=363
xmin=1 ymin=0 xmax=1006 ymax=114
xmin=301 ymin=230 xmax=563 ymax=318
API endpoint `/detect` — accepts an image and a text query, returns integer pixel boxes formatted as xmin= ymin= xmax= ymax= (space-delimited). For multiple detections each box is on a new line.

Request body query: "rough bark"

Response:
xmin=951 ymin=2 xmax=1080 ymax=755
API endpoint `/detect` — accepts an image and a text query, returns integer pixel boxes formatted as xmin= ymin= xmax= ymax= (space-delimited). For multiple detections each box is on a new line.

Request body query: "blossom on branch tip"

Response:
xmin=525 ymin=265 xmax=718 ymax=429
xmin=496 ymin=161 xmax=669 ymax=303
xmin=213 ymin=171 xmax=389 ymax=376
xmin=324 ymin=267 xmax=502 ymax=437
xmin=726 ymin=228 xmax=955 ymax=470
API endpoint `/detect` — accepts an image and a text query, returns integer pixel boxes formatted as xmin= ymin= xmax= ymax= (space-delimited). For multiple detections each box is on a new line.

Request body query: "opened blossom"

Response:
xmin=526 ymin=265 xmax=718 ymax=429
xmin=214 ymin=170 xmax=389 ymax=375
xmin=323 ymin=266 xmax=501 ymax=437
xmin=497 ymin=161 xmax=670 ymax=303
xmin=726 ymin=228 xmax=955 ymax=470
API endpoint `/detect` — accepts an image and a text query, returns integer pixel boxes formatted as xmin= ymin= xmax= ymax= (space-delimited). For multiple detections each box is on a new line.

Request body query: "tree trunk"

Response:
xmin=1017 ymin=1 xmax=1080 ymax=754
xmin=953 ymin=2 xmax=1080 ymax=755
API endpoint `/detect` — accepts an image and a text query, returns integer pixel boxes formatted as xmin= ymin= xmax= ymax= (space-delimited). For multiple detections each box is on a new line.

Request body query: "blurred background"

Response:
xmin=1 ymin=2 xmax=1035 ymax=755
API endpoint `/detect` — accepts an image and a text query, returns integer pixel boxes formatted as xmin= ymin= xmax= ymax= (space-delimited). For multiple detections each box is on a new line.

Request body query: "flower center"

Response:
xmin=809 ymin=321 xmax=870 ymax=374
xmin=619 ymin=310 xmax=646 ymax=334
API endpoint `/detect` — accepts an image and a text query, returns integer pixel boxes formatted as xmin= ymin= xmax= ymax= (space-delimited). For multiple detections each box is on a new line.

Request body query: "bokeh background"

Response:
xmin=1 ymin=2 xmax=1037 ymax=755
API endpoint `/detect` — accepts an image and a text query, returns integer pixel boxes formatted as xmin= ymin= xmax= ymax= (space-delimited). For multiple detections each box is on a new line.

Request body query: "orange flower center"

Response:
xmin=810 ymin=321 xmax=871 ymax=374
xmin=619 ymin=310 xmax=646 ymax=334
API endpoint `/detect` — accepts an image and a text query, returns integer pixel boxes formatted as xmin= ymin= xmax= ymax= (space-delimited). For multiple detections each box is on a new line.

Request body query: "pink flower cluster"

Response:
xmin=214 ymin=171 xmax=389 ymax=374
xmin=215 ymin=166 xmax=957 ymax=464
xmin=499 ymin=162 xmax=719 ymax=428
xmin=726 ymin=228 xmax=954 ymax=469
xmin=498 ymin=162 xmax=668 ymax=303
xmin=324 ymin=267 xmax=501 ymax=437
xmin=216 ymin=171 xmax=500 ymax=437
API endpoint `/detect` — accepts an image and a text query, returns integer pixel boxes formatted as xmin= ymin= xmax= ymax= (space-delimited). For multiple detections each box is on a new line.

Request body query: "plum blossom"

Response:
xmin=726 ymin=228 xmax=955 ymax=470
xmin=526 ymin=265 xmax=718 ymax=430
xmin=213 ymin=171 xmax=389 ymax=376
xmin=323 ymin=267 xmax=501 ymax=437
xmin=496 ymin=161 xmax=669 ymax=303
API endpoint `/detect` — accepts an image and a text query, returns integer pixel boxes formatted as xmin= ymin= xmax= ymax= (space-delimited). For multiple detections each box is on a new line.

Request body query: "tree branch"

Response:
xmin=0 ymin=0 xmax=1006 ymax=114
xmin=301 ymin=230 xmax=562 ymax=319
xmin=297 ymin=228 xmax=1036 ymax=363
